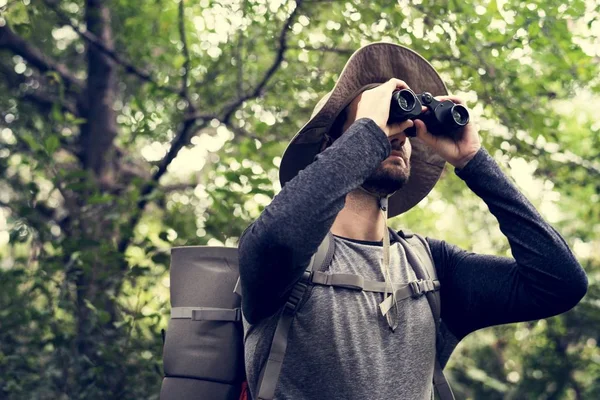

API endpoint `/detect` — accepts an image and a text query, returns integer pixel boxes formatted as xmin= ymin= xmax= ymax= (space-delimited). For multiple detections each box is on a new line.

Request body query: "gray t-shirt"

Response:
xmin=243 ymin=235 xmax=452 ymax=399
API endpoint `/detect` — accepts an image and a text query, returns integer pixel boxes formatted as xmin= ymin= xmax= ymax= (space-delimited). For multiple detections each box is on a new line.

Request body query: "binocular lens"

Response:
xmin=397 ymin=90 xmax=417 ymax=112
xmin=451 ymin=105 xmax=469 ymax=126
xmin=399 ymin=97 xmax=408 ymax=110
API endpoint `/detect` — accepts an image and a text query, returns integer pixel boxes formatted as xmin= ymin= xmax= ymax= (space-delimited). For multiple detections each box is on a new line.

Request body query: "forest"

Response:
xmin=0 ymin=0 xmax=599 ymax=398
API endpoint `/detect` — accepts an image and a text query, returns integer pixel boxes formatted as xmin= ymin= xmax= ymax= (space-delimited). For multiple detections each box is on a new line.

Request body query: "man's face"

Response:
xmin=362 ymin=135 xmax=412 ymax=196
xmin=342 ymin=95 xmax=412 ymax=197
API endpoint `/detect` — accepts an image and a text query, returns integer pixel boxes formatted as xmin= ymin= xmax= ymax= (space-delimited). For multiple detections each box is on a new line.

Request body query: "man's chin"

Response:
xmin=383 ymin=161 xmax=411 ymax=183
xmin=362 ymin=168 xmax=410 ymax=197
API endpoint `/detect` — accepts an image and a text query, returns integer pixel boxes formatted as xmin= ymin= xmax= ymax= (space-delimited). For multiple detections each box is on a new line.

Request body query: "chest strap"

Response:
xmin=311 ymin=271 xmax=387 ymax=292
xmin=310 ymin=271 xmax=440 ymax=317
xmin=378 ymin=280 xmax=440 ymax=316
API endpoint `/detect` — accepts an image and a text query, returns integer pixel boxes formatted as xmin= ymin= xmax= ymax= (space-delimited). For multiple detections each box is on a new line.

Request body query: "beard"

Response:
xmin=362 ymin=153 xmax=411 ymax=197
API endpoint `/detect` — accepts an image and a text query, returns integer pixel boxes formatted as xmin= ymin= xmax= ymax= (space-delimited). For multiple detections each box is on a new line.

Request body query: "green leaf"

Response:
xmin=65 ymin=113 xmax=87 ymax=125
xmin=21 ymin=133 xmax=41 ymax=151
xmin=172 ymin=54 xmax=186 ymax=69
xmin=44 ymin=136 xmax=60 ymax=154
xmin=3 ymin=2 xmax=30 ymax=25
xmin=528 ymin=23 xmax=541 ymax=38
xmin=51 ymin=102 xmax=62 ymax=122
xmin=87 ymin=193 xmax=114 ymax=205
xmin=97 ymin=310 xmax=111 ymax=325
xmin=84 ymin=299 xmax=97 ymax=312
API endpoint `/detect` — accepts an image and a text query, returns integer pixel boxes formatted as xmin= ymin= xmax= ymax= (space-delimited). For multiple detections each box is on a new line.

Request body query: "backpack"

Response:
xmin=159 ymin=229 xmax=455 ymax=400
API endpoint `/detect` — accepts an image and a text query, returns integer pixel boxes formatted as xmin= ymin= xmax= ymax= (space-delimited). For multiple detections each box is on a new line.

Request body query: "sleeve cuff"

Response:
xmin=350 ymin=118 xmax=392 ymax=159
xmin=357 ymin=118 xmax=392 ymax=160
xmin=454 ymin=147 xmax=492 ymax=179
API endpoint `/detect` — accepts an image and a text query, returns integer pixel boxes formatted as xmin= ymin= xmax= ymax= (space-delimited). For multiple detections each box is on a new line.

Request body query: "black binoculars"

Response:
xmin=388 ymin=89 xmax=469 ymax=137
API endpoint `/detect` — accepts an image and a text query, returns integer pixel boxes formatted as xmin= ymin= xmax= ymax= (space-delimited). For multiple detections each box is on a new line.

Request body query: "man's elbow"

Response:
xmin=569 ymin=267 xmax=588 ymax=306
xmin=556 ymin=259 xmax=588 ymax=313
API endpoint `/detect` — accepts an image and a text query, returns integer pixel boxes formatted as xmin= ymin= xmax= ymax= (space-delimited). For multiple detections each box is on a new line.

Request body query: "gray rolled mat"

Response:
xmin=160 ymin=246 xmax=244 ymax=400
xmin=160 ymin=377 xmax=239 ymax=400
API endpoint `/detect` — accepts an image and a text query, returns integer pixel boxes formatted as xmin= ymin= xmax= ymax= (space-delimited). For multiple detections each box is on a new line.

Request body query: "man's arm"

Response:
xmin=427 ymin=148 xmax=588 ymax=339
xmin=238 ymin=119 xmax=391 ymax=324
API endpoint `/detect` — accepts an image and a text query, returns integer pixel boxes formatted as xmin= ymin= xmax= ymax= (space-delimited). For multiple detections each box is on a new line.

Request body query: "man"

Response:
xmin=238 ymin=43 xmax=588 ymax=399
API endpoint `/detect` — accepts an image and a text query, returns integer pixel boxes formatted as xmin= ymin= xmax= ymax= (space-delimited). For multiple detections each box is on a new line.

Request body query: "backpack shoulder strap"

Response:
xmin=256 ymin=232 xmax=334 ymax=400
xmin=308 ymin=231 xmax=336 ymax=273
xmin=233 ymin=232 xmax=334 ymax=297
xmin=393 ymin=229 xmax=439 ymax=319
xmin=404 ymin=231 xmax=437 ymax=281
xmin=392 ymin=229 xmax=455 ymax=400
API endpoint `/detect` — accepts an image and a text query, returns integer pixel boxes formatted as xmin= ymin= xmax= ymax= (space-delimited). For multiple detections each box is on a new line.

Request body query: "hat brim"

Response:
xmin=279 ymin=42 xmax=448 ymax=218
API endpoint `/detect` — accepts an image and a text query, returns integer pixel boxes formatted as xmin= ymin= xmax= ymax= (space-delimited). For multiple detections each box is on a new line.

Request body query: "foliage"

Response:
xmin=0 ymin=0 xmax=599 ymax=398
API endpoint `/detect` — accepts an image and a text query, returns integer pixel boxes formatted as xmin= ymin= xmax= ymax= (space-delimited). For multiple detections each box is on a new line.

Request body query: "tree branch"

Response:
xmin=222 ymin=120 xmax=263 ymax=143
xmin=43 ymin=0 xmax=183 ymax=96
xmin=221 ymin=1 xmax=302 ymax=122
xmin=188 ymin=0 xmax=304 ymax=123
xmin=177 ymin=0 xmax=192 ymax=103
xmin=23 ymin=91 xmax=79 ymax=116
xmin=117 ymin=117 xmax=208 ymax=254
xmin=147 ymin=119 xmax=201 ymax=196
xmin=139 ymin=111 xmax=213 ymax=186
xmin=288 ymin=44 xmax=354 ymax=55
xmin=159 ymin=182 xmax=196 ymax=193
xmin=236 ymin=0 xmax=248 ymax=94
xmin=0 ymin=24 xmax=83 ymax=91
xmin=0 ymin=163 xmax=75 ymax=235
xmin=118 ymin=1 xmax=304 ymax=255
xmin=236 ymin=31 xmax=244 ymax=94
xmin=0 ymin=62 xmax=78 ymax=116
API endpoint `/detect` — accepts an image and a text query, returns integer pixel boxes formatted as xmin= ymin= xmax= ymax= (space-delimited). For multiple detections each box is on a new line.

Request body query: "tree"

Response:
xmin=0 ymin=0 xmax=598 ymax=398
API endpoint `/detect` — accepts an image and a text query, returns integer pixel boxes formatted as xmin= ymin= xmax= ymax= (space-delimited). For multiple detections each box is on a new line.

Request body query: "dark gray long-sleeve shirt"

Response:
xmin=238 ymin=118 xmax=588 ymax=399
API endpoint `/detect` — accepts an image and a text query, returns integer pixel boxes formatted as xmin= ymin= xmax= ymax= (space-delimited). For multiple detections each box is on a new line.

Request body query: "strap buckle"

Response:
xmin=409 ymin=280 xmax=426 ymax=298
xmin=301 ymin=270 xmax=313 ymax=283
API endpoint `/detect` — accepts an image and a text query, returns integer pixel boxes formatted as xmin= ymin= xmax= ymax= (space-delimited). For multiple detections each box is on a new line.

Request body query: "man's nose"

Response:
xmin=389 ymin=134 xmax=407 ymax=148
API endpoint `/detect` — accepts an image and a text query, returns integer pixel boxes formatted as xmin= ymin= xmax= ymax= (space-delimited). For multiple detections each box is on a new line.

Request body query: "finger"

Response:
xmin=414 ymin=119 xmax=435 ymax=145
xmin=435 ymin=95 xmax=465 ymax=105
xmin=385 ymin=78 xmax=409 ymax=92
xmin=387 ymin=119 xmax=414 ymax=137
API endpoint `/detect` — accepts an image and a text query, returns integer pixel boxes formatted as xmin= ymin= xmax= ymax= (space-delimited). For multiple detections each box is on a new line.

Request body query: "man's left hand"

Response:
xmin=414 ymin=95 xmax=481 ymax=169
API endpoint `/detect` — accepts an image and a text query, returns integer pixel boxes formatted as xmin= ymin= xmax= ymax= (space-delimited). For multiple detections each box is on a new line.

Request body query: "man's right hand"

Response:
xmin=353 ymin=78 xmax=415 ymax=137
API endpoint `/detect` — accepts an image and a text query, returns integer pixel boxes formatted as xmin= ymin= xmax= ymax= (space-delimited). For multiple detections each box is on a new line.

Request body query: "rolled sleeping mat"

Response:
xmin=160 ymin=246 xmax=244 ymax=400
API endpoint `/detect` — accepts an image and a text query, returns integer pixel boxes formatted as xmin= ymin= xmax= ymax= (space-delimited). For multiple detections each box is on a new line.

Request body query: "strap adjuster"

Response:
xmin=301 ymin=270 xmax=314 ymax=283
xmin=408 ymin=279 xmax=437 ymax=298
xmin=409 ymin=280 xmax=426 ymax=298
xmin=285 ymin=280 xmax=308 ymax=311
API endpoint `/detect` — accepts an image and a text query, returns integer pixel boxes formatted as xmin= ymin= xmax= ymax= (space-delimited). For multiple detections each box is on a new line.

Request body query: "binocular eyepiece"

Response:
xmin=388 ymin=89 xmax=469 ymax=137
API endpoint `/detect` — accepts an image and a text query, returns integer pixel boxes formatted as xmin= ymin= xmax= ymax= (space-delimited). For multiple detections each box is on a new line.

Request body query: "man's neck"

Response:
xmin=330 ymin=188 xmax=386 ymax=242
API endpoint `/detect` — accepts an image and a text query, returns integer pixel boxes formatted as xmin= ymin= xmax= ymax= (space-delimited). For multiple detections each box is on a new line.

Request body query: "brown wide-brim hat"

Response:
xmin=279 ymin=42 xmax=448 ymax=218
